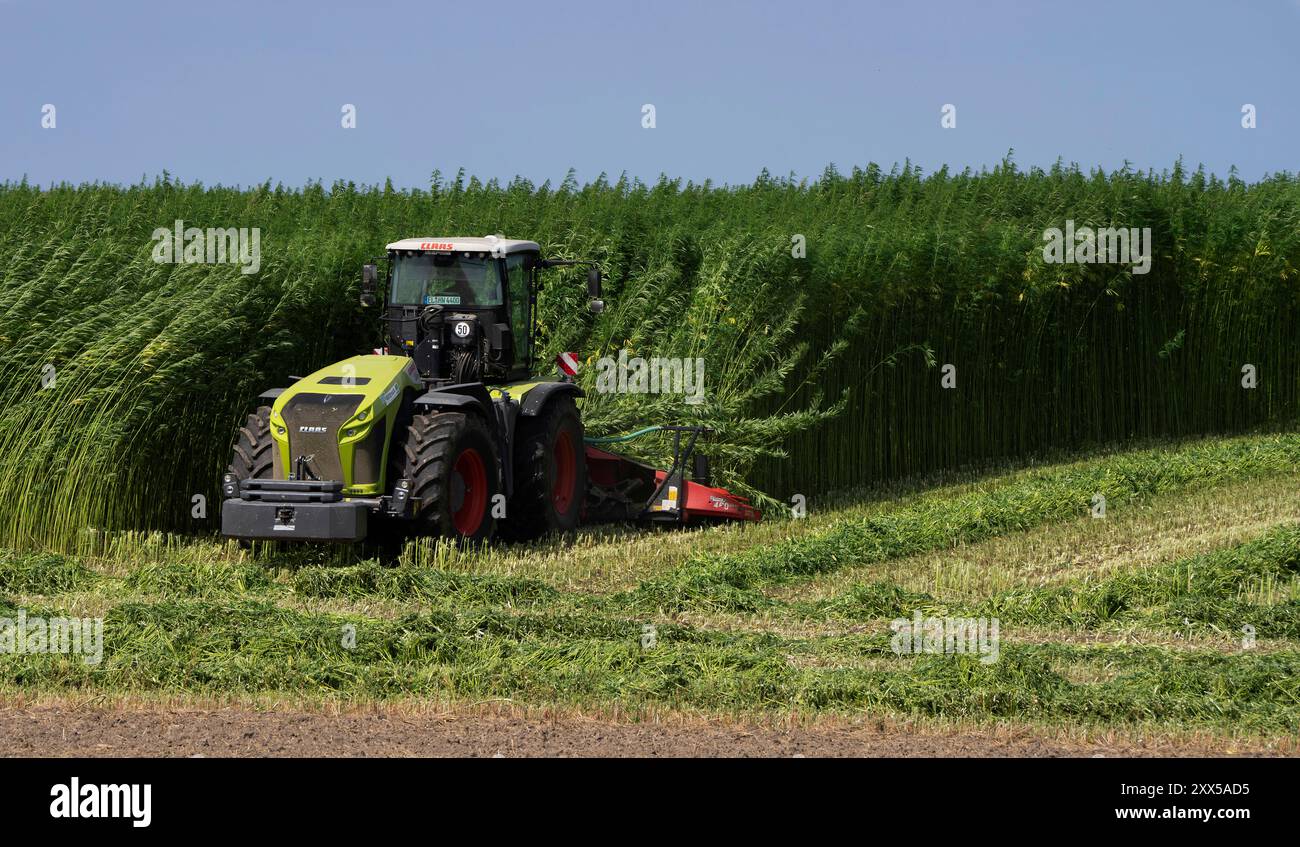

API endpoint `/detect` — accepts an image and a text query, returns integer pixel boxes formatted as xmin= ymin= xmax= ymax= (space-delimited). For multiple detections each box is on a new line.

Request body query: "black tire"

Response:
xmin=225 ymin=405 xmax=274 ymax=551
xmin=228 ymin=405 xmax=274 ymax=481
xmin=393 ymin=411 xmax=500 ymax=543
xmin=501 ymin=396 xmax=587 ymax=540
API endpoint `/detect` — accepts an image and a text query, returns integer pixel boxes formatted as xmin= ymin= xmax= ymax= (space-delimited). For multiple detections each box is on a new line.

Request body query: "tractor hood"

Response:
xmin=267 ymin=355 xmax=422 ymax=492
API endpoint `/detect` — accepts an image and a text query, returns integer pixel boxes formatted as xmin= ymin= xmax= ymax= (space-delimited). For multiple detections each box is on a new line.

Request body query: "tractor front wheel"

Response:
xmin=227 ymin=405 xmax=275 ymax=482
xmin=225 ymin=405 xmax=275 ymax=550
xmin=395 ymin=412 xmax=500 ymax=543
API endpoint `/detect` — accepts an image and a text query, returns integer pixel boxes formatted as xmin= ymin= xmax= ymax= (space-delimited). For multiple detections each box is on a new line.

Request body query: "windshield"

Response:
xmin=390 ymin=252 xmax=504 ymax=307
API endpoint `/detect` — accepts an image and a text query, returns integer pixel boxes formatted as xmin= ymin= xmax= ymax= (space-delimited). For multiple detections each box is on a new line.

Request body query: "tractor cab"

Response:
xmin=376 ymin=237 xmax=541 ymax=385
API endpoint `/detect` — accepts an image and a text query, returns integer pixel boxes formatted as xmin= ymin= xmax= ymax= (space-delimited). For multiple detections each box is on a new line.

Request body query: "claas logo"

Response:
xmin=420 ymin=241 xmax=454 ymax=250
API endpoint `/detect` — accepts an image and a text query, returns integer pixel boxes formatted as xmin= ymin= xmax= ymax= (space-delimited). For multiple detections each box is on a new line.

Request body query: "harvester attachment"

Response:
xmin=583 ymin=426 xmax=761 ymax=525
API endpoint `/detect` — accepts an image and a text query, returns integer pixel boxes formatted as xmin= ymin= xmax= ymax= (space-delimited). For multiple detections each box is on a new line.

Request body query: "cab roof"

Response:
xmin=385 ymin=236 xmax=540 ymax=254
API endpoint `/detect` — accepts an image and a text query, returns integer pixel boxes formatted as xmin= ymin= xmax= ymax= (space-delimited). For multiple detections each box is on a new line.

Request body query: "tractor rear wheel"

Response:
xmin=228 ymin=405 xmax=275 ymax=482
xmin=394 ymin=411 xmax=500 ymax=543
xmin=502 ymin=396 xmax=587 ymax=540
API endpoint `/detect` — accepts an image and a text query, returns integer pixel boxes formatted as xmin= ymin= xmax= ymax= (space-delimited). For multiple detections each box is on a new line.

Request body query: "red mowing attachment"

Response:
xmin=583 ymin=445 xmax=760 ymax=524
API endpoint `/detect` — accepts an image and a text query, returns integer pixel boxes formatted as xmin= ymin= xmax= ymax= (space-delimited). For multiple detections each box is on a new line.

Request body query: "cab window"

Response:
xmin=505 ymin=254 xmax=531 ymax=366
xmin=390 ymin=252 xmax=503 ymax=307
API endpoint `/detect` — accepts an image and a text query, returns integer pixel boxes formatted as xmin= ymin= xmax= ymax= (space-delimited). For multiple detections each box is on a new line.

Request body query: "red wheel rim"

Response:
xmin=551 ymin=430 xmax=576 ymax=515
xmin=451 ymin=447 xmax=488 ymax=536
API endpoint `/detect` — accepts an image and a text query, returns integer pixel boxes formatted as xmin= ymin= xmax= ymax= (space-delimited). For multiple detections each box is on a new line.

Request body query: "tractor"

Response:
xmin=220 ymin=235 xmax=759 ymax=544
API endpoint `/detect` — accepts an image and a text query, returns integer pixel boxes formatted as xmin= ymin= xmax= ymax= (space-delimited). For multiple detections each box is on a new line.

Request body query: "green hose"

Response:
xmin=583 ymin=426 xmax=665 ymax=445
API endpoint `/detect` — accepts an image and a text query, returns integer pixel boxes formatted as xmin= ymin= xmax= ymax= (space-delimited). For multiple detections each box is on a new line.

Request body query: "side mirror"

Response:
xmin=586 ymin=267 xmax=602 ymax=299
xmin=588 ymin=299 xmax=606 ymax=315
xmin=360 ymin=263 xmax=379 ymax=307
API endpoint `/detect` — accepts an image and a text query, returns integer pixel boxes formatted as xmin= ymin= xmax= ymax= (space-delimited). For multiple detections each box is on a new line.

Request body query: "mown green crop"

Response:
xmin=2 ymin=437 xmax=1298 ymax=737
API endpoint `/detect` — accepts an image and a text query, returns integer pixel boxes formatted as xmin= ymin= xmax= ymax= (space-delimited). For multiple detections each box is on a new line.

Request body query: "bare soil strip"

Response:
xmin=1 ymin=704 xmax=1290 ymax=758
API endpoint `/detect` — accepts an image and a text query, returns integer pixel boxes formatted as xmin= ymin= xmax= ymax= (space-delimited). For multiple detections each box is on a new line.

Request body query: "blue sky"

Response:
xmin=2 ymin=0 xmax=1297 ymax=187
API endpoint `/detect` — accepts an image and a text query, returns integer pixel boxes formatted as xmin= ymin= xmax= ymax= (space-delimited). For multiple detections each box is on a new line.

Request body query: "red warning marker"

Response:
xmin=557 ymin=351 xmax=580 ymax=377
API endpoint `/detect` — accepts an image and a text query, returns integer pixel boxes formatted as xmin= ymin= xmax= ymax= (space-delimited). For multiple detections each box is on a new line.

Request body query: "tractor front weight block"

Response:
xmin=221 ymin=499 xmax=368 ymax=542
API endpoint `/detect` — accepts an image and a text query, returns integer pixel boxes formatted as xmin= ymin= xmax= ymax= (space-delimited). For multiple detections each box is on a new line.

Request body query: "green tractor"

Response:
xmin=220 ymin=236 xmax=758 ymax=545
